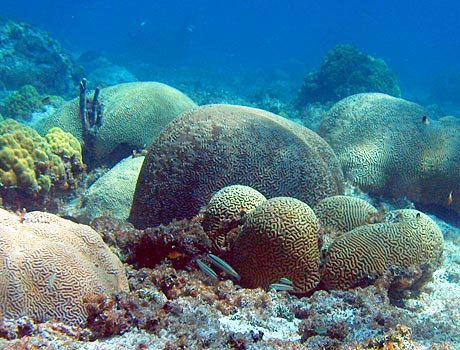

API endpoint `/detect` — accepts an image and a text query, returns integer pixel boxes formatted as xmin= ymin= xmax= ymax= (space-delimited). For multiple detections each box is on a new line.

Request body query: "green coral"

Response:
xmin=298 ymin=44 xmax=401 ymax=105
xmin=0 ymin=85 xmax=42 ymax=120
xmin=45 ymin=127 xmax=83 ymax=164
xmin=0 ymin=119 xmax=83 ymax=197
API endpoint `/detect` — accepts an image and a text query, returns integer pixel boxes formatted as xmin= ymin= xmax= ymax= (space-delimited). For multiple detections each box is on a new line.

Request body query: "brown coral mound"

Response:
xmin=0 ymin=209 xmax=128 ymax=326
xmin=322 ymin=209 xmax=444 ymax=290
xmin=318 ymin=93 xmax=460 ymax=215
xmin=231 ymin=197 xmax=321 ymax=293
xmin=130 ymin=104 xmax=344 ymax=228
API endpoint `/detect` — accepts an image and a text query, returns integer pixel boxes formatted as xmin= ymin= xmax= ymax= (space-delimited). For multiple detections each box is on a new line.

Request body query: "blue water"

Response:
xmin=1 ymin=0 xmax=460 ymax=102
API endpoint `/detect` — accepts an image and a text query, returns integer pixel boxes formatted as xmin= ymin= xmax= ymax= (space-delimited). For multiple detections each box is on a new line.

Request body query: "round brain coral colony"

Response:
xmin=313 ymin=195 xmax=378 ymax=233
xmin=0 ymin=209 xmax=129 ymax=326
xmin=230 ymin=197 xmax=321 ymax=293
xmin=130 ymin=104 xmax=344 ymax=229
xmin=36 ymin=81 xmax=196 ymax=163
xmin=322 ymin=209 xmax=444 ymax=290
xmin=201 ymin=185 xmax=267 ymax=254
xmin=317 ymin=92 xmax=460 ymax=216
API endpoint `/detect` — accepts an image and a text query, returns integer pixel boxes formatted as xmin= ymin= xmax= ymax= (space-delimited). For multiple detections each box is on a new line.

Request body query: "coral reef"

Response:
xmin=322 ymin=209 xmax=444 ymax=292
xmin=201 ymin=184 xmax=267 ymax=254
xmin=36 ymin=81 xmax=196 ymax=165
xmin=130 ymin=104 xmax=344 ymax=229
xmin=0 ymin=85 xmax=42 ymax=121
xmin=231 ymin=197 xmax=321 ymax=293
xmin=297 ymin=44 xmax=401 ymax=105
xmin=63 ymin=155 xmax=145 ymax=224
xmin=0 ymin=209 xmax=128 ymax=326
xmin=318 ymin=92 xmax=460 ymax=216
xmin=0 ymin=17 xmax=82 ymax=96
xmin=0 ymin=119 xmax=85 ymax=209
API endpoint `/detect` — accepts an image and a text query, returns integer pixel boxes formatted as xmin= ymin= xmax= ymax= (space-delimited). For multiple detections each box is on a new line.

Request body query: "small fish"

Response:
xmin=196 ymin=259 xmax=218 ymax=280
xmin=279 ymin=277 xmax=293 ymax=285
xmin=422 ymin=115 xmax=429 ymax=125
xmin=167 ymin=251 xmax=183 ymax=260
xmin=41 ymin=96 xmax=51 ymax=105
xmin=447 ymin=191 xmax=453 ymax=206
xmin=268 ymin=283 xmax=294 ymax=292
xmin=48 ymin=272 xmax=57 ymax=291
xmin=208 ymin=254 xmax=241 ymax=280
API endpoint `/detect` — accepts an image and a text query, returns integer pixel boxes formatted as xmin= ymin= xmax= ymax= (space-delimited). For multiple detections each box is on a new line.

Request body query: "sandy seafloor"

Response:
xmin=1 ymin=62 xmax=460 ymax=349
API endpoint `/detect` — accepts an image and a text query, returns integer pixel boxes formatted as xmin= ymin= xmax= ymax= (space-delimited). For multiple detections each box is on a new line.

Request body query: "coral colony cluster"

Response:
xmin=0 ymin=16 xmax=460 ymax=350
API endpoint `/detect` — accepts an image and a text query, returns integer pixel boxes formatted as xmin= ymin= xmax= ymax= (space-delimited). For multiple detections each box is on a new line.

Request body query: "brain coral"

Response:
xmin=36 ymin=81 xmax=196 ymax=163
xmin=318 ymin=93 xmax=460 ymax=216
xmin=0 ymin=119 xmax=74 ymax=194
xmin=322 ymin=209 xmax=444 ymax=290
xmin=201 ymin=185 xmax=267 ymax=253
xmin=0 ymin=209 xmax=128 ymax=325
xmin=63 ymin=155 xmax=145 ymax=224
xmin=130 ymin=104 xmax=344 ymax=229
xmin=314 ymin=195 xmax=378 ymax=233
xmin=230 ymin=197 xmax=321 ymax=293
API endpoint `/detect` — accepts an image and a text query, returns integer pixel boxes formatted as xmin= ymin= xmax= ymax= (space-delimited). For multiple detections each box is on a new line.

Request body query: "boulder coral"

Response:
xmin=36 ymin=81 xmax=196 ymax=163
xmin=130 ymin=104 xmax=344 ymax=229
xmin=322 ymin=209 xmax=444 ymax=290
xmin=230 ymin=197 xmax=321 ymax=293
xmin=297 ymin=44 xmax=401 ymax=105
xmin=318 ymin=93 xmax=460 ymax=216
xmin=0 ymin=119 xmax=84 ymax=200
xmin=0 ymin=209 xmax=129 ymax=326
xmin=0 ymin=85 xmax=42 ymax=121
xmin=201 ymin=184 xmax=267 ymax=254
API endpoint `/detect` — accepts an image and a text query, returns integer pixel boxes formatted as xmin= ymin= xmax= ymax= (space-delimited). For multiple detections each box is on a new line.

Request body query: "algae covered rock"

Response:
xmin=130 ymin=104 xmax=344 ymax=229
xmin=36 ymin=81 xmax=196 ymax=163
xmin=0 ymin=17 xmax=82 ymax=95
xmin=298 ymin=44 xmax=401 ymax=105
xmin=318 ymin=92 xmax=460 ymax=216
xmin=0 ymin=209 xmax=128 ymax=326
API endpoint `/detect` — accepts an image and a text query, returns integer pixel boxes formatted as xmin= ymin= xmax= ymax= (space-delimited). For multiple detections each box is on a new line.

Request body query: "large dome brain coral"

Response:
xmin=318 ymin=93 xmax=460 ymax=216
xmin=36 ymin=81 xmax=196 ymax=163
xmin=230 ymin=197 xmax=321 ymax=293
xmin=129 ymin=104 xmax=344 ymax=228
xmin=322 ymin=209 xmax=444 ymax=290
xmin=201 ymin=184 xmax=267 ymax=254
xmin=0 ymin=209 xmax=128 ymax=326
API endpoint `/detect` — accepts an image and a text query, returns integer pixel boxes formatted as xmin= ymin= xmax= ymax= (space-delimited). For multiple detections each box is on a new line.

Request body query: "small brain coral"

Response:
xmin=297 ymin=44 xmax=401 ymax=105
xmin=36 ymin=81 xmax=196 ymax=163
xmin=201 ymin=185 xmax=267 ymax=253
xmin=130 ymin=104 xmax=344 ymax=229
xmin=314 ymin=195 xmax=378 ymax=233
xmin=0 ymin=209 xmax=129 ymax=326
xmin=322 ymin=209 xmax=444 ymax=290
xmin=230 ymin=197 xmax=321 ymax=293
xmin=318 ymin=93 xmax=460 ymax=216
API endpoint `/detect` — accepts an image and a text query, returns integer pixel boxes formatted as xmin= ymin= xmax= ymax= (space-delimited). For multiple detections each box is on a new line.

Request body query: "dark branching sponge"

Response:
xmin=322 ymin=209 xmax=444 ymax=290
xmin=318 ymin=93 xmax=460 ymax=216
xmin=201 ymin=185 xmax=267 ymax=254
xmin=130 ymin=104 xmax=344 ymax=229
xmin=231 ymin=197 xmax=321 ymax=293
xmin=314 ymin=195 xmax=378 ymax=233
